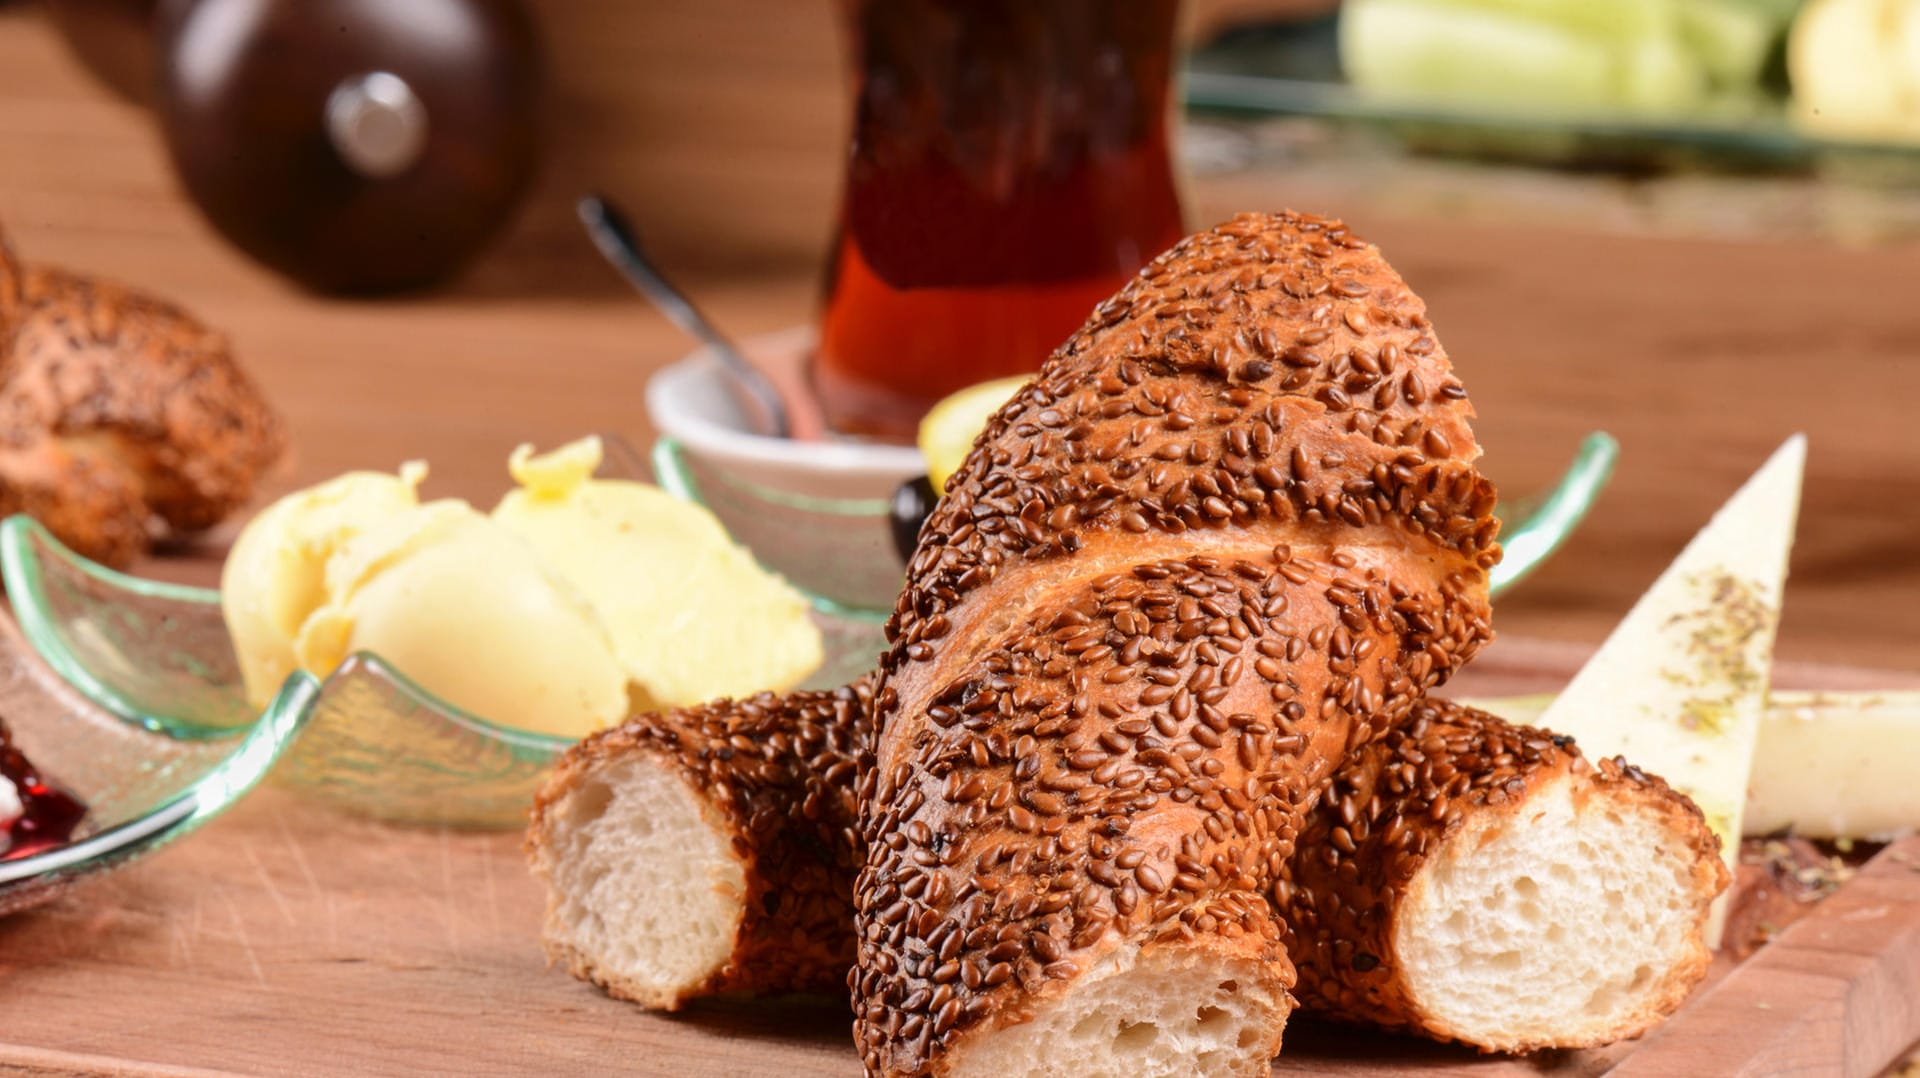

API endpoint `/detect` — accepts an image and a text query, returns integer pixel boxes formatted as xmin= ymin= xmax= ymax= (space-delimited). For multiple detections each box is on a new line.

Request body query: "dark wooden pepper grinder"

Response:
xmin=44 ymin=0 xmax=160 ymax=103
xmin=154 ymin=0 xmax=544 ymax=294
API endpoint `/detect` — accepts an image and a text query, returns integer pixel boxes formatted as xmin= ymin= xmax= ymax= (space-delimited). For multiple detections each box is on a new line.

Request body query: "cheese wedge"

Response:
xmin=1532 ymin=436 xmax=1804 ymax=947
xmin=1469 ymin=689 xmax=1920 ymax=842
xmin=1745 ymin=690 xmax=1920 ymax=840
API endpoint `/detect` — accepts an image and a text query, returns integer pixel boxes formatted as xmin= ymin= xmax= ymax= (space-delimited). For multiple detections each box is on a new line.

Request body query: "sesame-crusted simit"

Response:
xmin=528 ymin=679 xmax=876 ymax=1008
xmin=1278 ymin=698 xmax=1728 ymax=1052
xmin=526 ymin=213 xmax=1746 ymax=1073
xmin=528 ymin=680 xmax=1732 ymax=1060
xmin=854 ymin=211 xmax=1498 ymax=1078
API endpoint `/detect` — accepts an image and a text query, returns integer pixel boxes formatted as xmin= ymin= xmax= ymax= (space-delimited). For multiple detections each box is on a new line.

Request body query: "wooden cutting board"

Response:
xmin=1 ymin=638 xmax=1916 ymax=1077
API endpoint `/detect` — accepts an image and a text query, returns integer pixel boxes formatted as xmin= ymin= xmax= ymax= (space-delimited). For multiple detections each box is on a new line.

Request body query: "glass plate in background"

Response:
xmin=1185 ymin=20 xmax=1920 ymax=176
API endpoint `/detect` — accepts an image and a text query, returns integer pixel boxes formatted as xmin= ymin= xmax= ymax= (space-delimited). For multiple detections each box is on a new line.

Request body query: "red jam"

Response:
xmin=0 ymin=722 xmax=86 ymax=862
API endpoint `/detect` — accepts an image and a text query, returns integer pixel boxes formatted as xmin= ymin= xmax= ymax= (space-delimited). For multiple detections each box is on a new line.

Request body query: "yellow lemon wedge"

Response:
xmin=917 ymin=375 xmax=1030 ymax=493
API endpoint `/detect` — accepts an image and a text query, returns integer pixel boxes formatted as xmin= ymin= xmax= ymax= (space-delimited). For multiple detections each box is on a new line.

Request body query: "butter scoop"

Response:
xmin=293 ymin=500 xmax=630 ymax=739
xmin=220 ymin=436 xmax=823 ymax=740
xmin=494 ymin=437 xmax=822 ymax=710
xmin=220 ymin=464 xmax=427 ymax=709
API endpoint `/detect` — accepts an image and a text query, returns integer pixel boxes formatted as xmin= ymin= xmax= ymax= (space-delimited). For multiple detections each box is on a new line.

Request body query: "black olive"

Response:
xmin=889 ymin=475 xmax=939 ymax=565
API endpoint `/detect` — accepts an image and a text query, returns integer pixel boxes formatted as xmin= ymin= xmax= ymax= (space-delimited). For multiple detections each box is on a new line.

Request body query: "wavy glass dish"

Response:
xmin=653 ymin=436 xmax=899 ymax=621
xmin=0 ymin=608 xmax=315 ymax=917
xmin=0 ymin=432 xmax=1610 ymax=834
xmin=654 ymin=430 xmax=1619 ymax=606
xmin=0 ymin=516 xmax=888 ymax=831
xmin=1184 ymin=34 xmax=1920 ymax=175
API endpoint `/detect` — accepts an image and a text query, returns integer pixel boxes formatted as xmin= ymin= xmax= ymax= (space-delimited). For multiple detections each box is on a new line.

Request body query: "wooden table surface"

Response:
xmin=1 ymin=2 xmax=1919 ymax=1073
xmin=1 ymin=631 xmax=1914 ymax=1078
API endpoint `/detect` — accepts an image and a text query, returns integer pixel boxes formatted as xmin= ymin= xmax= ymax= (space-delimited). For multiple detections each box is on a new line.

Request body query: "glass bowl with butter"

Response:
xmin=1 ymin=424 xmax=1613 ymax=830
xmin=0 ymin=437 xmax=886 ymax=829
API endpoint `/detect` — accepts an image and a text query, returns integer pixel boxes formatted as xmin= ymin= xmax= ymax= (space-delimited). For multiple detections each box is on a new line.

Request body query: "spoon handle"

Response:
xmin=578 ymin=194 xmax=792 ymax=439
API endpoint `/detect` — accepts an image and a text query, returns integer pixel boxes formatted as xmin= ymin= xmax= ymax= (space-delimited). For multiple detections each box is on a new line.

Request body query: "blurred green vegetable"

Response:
xmin=1340 ymin=0 xmax=1800 ymax=117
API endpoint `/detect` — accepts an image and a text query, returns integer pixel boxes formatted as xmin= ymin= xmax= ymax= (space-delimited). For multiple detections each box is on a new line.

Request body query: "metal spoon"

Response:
xmin=578 ymin=193 xmax=792 ymax=439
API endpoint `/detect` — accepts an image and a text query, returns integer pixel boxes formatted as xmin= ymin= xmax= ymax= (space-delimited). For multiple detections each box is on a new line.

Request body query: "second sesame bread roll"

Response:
xmin=853 ymin=212 xmax=1500 ymax=1078
xmin=528 ymin=680 xmax=874 ymax=1009
xmin=1278 ymin=698 xmax=1728 ymax=1052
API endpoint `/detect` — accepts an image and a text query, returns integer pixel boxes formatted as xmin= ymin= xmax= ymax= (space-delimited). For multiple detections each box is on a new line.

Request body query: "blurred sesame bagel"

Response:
xmin=0 ymin=226 xmax=283 ymax=567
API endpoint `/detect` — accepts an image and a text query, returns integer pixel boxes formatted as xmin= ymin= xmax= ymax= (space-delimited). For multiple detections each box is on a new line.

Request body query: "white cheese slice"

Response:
xmin=1534 ymin=436 xmax=1804 ymax=948
xmin=1468 ymin=689 xmax=1920 ymax=843
xmin=1745 ymin=690 xmax=1920 ymax=841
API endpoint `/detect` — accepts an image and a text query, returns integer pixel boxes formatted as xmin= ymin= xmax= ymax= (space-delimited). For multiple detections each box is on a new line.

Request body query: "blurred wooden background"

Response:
xmin=0 ymin=0 xmax=1915 ymax=672
xmin=0 ymin=0 xmax=1338 ymax=282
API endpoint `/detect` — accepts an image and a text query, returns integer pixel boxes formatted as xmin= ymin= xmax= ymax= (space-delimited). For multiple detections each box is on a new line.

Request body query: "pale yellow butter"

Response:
xmin=292 ymin=501 xmax=630 ymax=739
xmin=493 ymin=439 xmax=823 ymax=711
xmin=221 ymin=465 xmax=426 ymax=710
xmin=219 ymin=436 xmax=822 ymax=740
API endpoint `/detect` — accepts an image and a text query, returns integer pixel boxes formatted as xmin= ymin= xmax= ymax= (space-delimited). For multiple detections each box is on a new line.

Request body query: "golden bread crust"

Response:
xmin=526 ymin=214 xmax=1721 ymax=1068
xmin=1277 ymin=698 xmax=1728 ymax=1052
xmin=528 ymin=680 xmax=876 ymax=1007
xmin=853 ymin=212 xmax=1499 ymax=1077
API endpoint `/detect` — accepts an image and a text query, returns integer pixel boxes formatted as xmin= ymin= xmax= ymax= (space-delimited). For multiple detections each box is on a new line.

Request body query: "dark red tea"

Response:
xmin=812 ymin=0 xmax=1186 ymax=442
